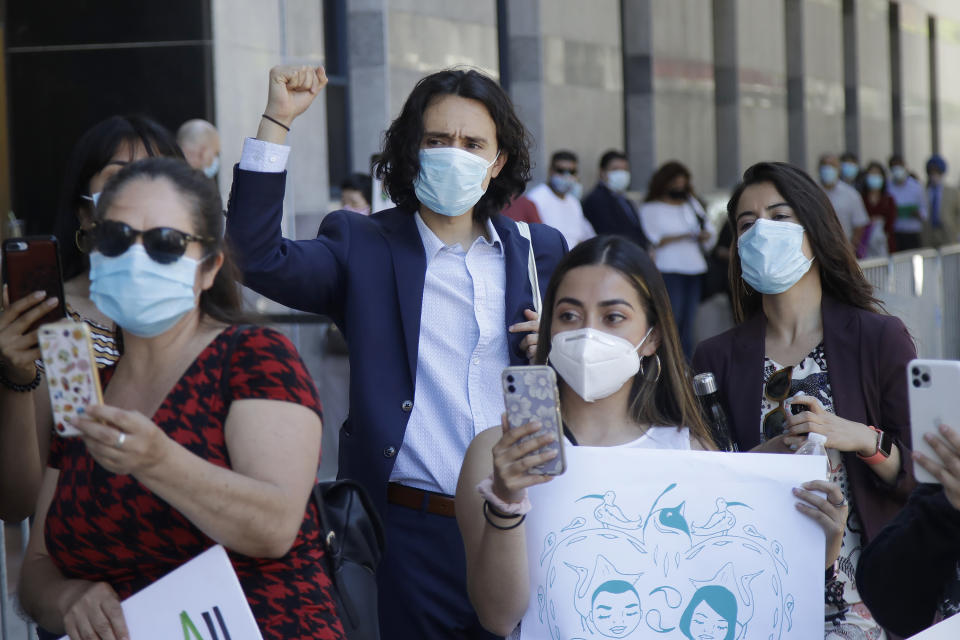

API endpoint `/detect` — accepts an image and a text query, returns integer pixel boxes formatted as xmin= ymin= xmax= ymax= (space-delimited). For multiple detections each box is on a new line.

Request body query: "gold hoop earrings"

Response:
xmin=639 ymin=354 xmax=662 ymax=384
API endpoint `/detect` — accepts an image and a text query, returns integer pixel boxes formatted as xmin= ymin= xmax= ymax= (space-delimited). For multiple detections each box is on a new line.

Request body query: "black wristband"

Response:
xmin=261 ymin=113 xmax=291 ymax=132
xmin=483 ymin=501 xmax=525 ymax=530
xmin=0 ymin=366 xmax=41 ymax=392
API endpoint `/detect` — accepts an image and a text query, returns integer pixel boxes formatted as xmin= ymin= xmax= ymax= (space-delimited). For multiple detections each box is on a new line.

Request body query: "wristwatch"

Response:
xmin=857 ymin=425 xmax=893 ymax=465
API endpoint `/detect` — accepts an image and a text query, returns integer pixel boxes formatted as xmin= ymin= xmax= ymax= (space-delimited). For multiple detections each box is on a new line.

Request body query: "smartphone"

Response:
xmin=502 ymin=365 xmax=566 ymax=475
xmin=39 ymin=321 xmax=103 ymax=437
xmin=907 ymin=359 xmax=960 ymax=484
xmin=2 ymin=236 xmax=67 ymax=331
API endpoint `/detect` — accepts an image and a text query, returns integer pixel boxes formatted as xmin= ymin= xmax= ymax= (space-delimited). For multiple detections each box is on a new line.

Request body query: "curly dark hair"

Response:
xmin=726 ymin=162 xmax=882 ymax=322
xmin=375 ymin=68 xmax=532 ymax=222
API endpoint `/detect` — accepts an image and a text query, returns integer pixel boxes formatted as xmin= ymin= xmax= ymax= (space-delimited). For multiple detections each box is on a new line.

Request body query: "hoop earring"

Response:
xmin=640 ymin=354 xmax=662 ymax=384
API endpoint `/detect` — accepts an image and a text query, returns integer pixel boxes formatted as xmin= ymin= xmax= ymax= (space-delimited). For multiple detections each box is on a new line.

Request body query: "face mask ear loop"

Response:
xmin=633 ymin=326 xmax=654 ymax=354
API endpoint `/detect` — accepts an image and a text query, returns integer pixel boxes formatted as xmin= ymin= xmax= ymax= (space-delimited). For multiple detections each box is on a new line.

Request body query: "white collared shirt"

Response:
xmin=389 ymin=214 xmax=509 ymax=495
xmin=239 ymin=137 xmax=510 ymax=495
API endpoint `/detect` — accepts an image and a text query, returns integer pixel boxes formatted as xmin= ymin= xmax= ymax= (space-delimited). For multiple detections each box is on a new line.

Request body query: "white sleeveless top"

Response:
xmin=564 ymin=425 xmax=691 ymax=450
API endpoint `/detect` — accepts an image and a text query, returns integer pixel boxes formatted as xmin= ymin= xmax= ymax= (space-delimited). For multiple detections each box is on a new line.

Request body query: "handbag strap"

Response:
xmin=515 ymin=221 xmax=542 ymax=316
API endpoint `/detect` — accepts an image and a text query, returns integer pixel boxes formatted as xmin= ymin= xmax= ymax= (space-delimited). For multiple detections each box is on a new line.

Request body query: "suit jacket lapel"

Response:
xmin=380 ymin=210 xmax=427 ymax=384
xmin=494 ymin=215 xmax=532 ymax=364
xmin=731 ymin=312 xmax=767 ymax=449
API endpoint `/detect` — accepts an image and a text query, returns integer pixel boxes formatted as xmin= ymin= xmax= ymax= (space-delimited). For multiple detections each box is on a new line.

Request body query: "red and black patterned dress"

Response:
xmin=43 ymin=325 xmax=345 ymax=640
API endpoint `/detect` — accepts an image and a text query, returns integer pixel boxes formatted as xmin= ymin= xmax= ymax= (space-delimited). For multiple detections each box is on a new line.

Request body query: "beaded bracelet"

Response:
xmin=0 ymin=366 xmax=41 ymax=392
xmin=483 ymin=501 xmax=526 ymax=530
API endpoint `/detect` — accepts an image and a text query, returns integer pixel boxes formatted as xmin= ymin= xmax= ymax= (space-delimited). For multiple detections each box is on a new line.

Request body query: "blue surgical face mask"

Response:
xmin=203 ymin=155 xmax=220 ymax=179
xmin=413 ymin=147 xmax=499 ymax=217
xmin=865 ymin=173 xmax=884 ymax=191
xmin=90 ymin=245 xmax=199 ymax=337
xmin=550 ymin=174 xmax=577 ymax=196
xmin=605 ymin=169 xmax=631 ymax=193
xmin=738 ymin=219 xmax=813 ymax=294
xmin=891 ymin=166 xmax=908 ymax=183
xmin=819 ymin=165 xmax=838 ymax=186
xmin=841 ymin=161 xmax=859 ymax=181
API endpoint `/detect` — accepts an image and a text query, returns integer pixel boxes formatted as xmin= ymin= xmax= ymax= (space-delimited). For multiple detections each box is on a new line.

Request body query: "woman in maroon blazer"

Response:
xmin=692 ymin=162 xmax=916 ymax=639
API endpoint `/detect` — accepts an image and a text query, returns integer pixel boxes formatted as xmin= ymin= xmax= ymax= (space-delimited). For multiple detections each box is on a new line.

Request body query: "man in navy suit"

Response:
xmin=226 ymin=65 xmax=567 ymax=638
xmin=582 ymin=150 xmax=649 ymax=250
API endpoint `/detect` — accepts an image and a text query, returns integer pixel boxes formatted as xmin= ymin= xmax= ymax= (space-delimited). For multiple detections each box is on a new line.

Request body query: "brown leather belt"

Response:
xmin=387 ymin=483 xmax=456 ymax=518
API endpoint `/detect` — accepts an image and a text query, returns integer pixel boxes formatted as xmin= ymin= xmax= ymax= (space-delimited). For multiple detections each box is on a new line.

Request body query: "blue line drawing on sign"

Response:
xmin=535 ymin=484 xmax=795 ymax=639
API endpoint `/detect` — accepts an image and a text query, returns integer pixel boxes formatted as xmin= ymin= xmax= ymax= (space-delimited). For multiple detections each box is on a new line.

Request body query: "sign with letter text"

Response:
xmin=59 ymin=545 xmax=263 ymax=640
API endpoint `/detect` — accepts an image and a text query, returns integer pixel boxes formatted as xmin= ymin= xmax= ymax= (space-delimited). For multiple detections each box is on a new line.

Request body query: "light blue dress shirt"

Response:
xmin=389 ymin=214 xmax=509 ymax=495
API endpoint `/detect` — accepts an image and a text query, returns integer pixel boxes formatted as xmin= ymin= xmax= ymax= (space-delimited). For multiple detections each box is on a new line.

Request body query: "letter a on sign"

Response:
xmin=181 ymin=611 xmax=205 ymax=640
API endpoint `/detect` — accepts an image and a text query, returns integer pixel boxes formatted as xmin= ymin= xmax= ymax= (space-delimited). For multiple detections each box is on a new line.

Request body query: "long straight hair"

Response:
xmin=533 ymin=236 xmax=714 ymax=447
xmin=726 ymin=162 xmax=881 ymax=323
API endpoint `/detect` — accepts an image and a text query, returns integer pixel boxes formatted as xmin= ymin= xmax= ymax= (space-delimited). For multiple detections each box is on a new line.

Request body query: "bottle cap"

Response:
xmin=692 ymin=372 xmax=717 ymax=396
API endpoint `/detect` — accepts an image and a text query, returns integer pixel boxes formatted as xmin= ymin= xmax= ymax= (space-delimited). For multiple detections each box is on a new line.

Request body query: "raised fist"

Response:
xmin=262 ymin=65 xmax=328 ymax=128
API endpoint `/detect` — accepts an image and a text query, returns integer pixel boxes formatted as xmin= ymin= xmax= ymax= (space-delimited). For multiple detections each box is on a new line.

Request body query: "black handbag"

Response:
xmin=313 ymin=479 xmax=386 ymax=640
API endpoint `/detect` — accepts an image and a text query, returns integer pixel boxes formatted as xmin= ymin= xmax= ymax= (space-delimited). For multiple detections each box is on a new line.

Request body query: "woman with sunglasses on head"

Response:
xmin=18 ymin=157 xmax=344 ymax=640
xmin=692 ymin=162 xmax=916 ymax=639
xmin=0 ymin=116 xmax=182 ymax=520
xmin=456 ymin=235 xmax=847 ymax=637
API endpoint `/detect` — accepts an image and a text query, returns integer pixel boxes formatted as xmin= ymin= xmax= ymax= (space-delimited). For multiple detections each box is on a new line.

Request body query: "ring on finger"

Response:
xmin=116 ymin=432 xmax=127 ymax=448
xmin=830 ymin=498 xmax=847 ymax=508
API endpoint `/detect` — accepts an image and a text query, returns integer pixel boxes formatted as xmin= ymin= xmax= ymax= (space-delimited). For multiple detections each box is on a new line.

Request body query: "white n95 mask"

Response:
xmin=413 ymin=147 xmax=499 ymax=217
xmin=737 ymin=219 xmax=813 ymax=294
xmin=549 ymin=327 xmax=653 ymax=402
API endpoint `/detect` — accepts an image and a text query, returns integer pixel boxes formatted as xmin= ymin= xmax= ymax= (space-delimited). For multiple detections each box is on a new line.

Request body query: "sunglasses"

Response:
xmin=762 ymin=367 xmax=793 ymax=441
xmin=91 ymin=220 xmax=214 ymax=264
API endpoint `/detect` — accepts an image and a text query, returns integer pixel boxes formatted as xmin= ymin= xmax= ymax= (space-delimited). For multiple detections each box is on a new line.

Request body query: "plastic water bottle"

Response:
xmin=693 ymin=373 xmax=738 ymax=452
xmin=795 ymin=432 xmax=828 ymax=456
xmin=795 ymin=432 xmax=829 ymax=475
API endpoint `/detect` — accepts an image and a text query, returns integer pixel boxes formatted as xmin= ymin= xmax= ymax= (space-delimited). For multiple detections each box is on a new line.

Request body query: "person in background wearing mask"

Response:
xmin=225 ymin=65 xmax=567 ymax=638
xmin=693 ymin=162 xmax=916 ymax=640
xmin=526 ymin=150 xmax=596 ymax=248
xmin=456 ymin=236 xmax=846 ymax=638
xmin=817 ymin=154 xmax=868 ymax=249
xmin=582 ymin=149 xmax=649 ymax=250
xmin=176 ymin=118 xmax=221 ymax=179
xmin=886 ymin=154 xmax=927 ymax=251
xmin=339 ymin=172 xmax=372 ymax=215
xmin=923 ymin=154 xmax=960 ymax=248
xmin=0 ymin=116 xmax=183 ymax=520
xmin=856 ymin=161 xmax=895 ymax=257
xmin=638 ymin=161 xmax=714 ymax=360
xmin=839 ymin=152 xmax=861 ymax=187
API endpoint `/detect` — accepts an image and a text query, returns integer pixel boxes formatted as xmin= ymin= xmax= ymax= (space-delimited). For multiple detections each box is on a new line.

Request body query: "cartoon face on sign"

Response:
xmin=532 ymin=484 xmax=795 ymax=640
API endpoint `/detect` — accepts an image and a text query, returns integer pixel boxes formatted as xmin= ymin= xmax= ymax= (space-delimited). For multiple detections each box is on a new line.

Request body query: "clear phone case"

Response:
xmin=502 ymin=365 xmax=566 ymax=475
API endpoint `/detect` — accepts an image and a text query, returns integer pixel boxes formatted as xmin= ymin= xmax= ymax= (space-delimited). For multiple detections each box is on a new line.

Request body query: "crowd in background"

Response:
xmin=1 ymin=61 xmax=960 ymax=640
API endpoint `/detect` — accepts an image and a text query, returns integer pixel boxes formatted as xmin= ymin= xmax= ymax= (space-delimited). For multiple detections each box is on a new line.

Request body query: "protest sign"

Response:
xmin=521 ymin=447 xmax=826 ymax=639
xmin=60 ymin=545 xmax=262 ymax=640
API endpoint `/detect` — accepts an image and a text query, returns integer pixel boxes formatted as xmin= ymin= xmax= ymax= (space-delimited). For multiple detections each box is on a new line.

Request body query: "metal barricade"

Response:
xmin=1 ymin=520 xmax=34 ymax=640
xmin=858 ymin=244 xmax=960 ymax=360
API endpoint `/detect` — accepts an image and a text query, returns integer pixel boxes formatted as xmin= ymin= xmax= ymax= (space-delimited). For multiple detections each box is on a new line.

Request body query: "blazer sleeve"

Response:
xmin=225 ymin=166 xmax=348 ymax=316
xmin=873 ymin=314 xmax=918 ymax=498
xmin=856 ymin=485 xmax=960 ymax=636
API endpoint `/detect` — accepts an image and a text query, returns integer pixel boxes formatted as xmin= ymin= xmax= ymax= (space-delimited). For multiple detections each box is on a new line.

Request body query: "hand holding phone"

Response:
xmin=0 ymin=288 xmax=61 ymax=384
xmin=502 ymin=365 xmax=566 ymax=476
xmin=908 ymin=359 xmax=960 ymax=484
xmin=2 ymin=236 xmax=67 ymax=333
xmin=39 ymin=321 xmax=103 ymax=437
